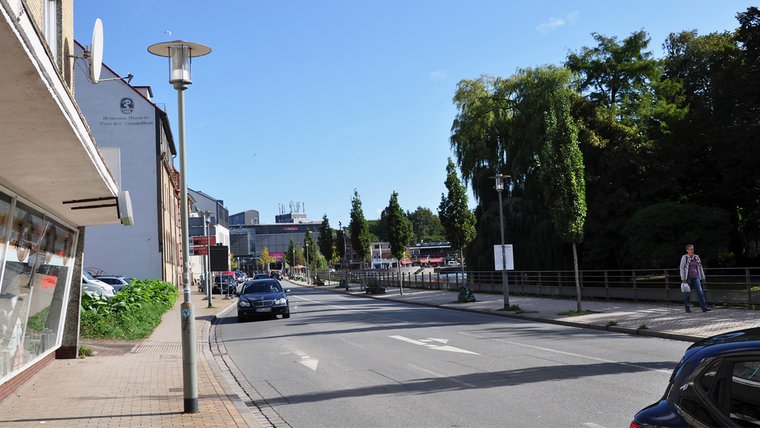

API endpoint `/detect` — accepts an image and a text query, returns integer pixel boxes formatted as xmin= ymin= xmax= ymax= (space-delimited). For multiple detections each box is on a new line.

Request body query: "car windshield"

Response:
xmin=243 ymin=282 xmax=281 ymax=294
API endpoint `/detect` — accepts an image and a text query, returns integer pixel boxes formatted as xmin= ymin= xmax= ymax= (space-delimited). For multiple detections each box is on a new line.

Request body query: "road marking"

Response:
xmin=460 ymin=332 xmax=671 ymax=374
xmin=390 ymin=335 xmax=479 ymax=355
xmin=583 ymin=423 xmax=608 ymax=428
xmin=282 ymin=349 xmax=320 ymax=371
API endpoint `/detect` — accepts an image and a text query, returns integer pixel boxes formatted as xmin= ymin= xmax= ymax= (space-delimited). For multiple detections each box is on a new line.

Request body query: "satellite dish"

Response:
xmin=89 ymin=18 xmax=103 ymax=83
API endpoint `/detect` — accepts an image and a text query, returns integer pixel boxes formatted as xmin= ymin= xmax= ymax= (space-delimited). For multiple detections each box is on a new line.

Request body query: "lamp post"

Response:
xmin=492 ymin=173 xmax=511 ymax=309
xmin=148 ymin=39 xmax=211 ymax=414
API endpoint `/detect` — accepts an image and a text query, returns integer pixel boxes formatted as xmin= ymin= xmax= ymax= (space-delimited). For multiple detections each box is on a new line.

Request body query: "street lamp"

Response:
xmin=492 ymin=173 xmax=511 ymax=309
xmin=148 ymin=39 xmax=211 ymax=414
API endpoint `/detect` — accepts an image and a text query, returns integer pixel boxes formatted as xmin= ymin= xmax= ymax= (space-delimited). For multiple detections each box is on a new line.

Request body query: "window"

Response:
xmin=730 ymin=360 xmax=760 ymax=426
xmin=43 ymin=0 xmax=60 ymax=63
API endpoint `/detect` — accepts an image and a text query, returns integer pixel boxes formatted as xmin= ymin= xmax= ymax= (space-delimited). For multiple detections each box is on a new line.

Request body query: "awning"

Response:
xmin=0 ymin=6 xmax=120 ymax=226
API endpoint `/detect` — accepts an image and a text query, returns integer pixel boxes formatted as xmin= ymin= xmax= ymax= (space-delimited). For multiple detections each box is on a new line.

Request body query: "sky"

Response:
xmin=74 ymin=1 xmax=755 ymax=227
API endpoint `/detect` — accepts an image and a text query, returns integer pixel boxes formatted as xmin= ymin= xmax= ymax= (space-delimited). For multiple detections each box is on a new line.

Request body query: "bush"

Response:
xmin=80 ymin=279 xmax=178 ymax=340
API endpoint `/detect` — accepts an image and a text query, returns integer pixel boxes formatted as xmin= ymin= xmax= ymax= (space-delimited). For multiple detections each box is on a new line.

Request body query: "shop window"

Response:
xmin=0 ymin=196 xmax=76 ymax=379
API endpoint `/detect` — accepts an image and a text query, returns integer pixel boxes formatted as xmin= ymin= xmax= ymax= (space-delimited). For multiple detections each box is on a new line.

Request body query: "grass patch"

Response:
xmin=606 ymin=321 xmax=618 ymax=327
xmin=497 ymin=304 xmax=522 ymax=313
xmin=558 ymin=309 xmax=596 ymax=316
xmin=78 ymin=344 xmax=93 ymax=358
xmin=80 ymin=279 xmax=178 ymax=340
xmin=637 ymin=324 xmax=649 ymax=331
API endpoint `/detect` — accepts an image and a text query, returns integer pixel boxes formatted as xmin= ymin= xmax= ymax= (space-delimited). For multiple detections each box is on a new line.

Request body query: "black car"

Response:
xmin=213 ymin=274 xmax=236 ymax=294
xmin=237 ymin=279 xmax=290 ymax=322
xmin=631 ymin=327 xmax=760 ymax=427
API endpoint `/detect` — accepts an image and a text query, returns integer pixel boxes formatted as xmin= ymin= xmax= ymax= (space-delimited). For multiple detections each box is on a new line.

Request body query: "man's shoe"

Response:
xmin=702 ymin=308 xmax=711 ymax=312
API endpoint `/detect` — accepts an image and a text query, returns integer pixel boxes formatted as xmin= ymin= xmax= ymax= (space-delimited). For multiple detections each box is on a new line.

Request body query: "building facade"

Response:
xmin=1 ymin=1 xmax=124 ymax=398
xmin=74 ymin=49 xmax=182 ymax=285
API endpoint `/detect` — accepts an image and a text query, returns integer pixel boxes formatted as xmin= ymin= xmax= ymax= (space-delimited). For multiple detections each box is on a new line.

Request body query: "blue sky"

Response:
xmin=74 ymin=1 xmax=754 ymax=227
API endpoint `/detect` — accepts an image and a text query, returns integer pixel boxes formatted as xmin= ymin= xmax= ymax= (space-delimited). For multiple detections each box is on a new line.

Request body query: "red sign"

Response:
xmin=190 ymin=245 xmax=208 ymax=255
xmin=190 ymin=236 xmax=216 ymax=246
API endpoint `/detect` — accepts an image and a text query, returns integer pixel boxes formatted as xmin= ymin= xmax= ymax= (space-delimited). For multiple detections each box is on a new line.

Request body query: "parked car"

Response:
xmin=94 ymin=275 xmax=132 ymax=292
xmin=631 ymin=327 xmax=760 ymax=427
xmin=237 ymin=278 xmax=290 ymax=322
xmin=253 ymin=273 xmax=270 ymax=280
xmin=82 ymin=272 xmax=115 ymax=299
xmin=213 ymin=274 xmax=236 ymax=294
xmin=270 ymin=270 xmax=283 ymax=280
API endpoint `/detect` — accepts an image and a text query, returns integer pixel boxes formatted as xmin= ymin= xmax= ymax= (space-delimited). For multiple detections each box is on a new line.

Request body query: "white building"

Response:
xmin=74 ymin=44 xmax=182 ymax=284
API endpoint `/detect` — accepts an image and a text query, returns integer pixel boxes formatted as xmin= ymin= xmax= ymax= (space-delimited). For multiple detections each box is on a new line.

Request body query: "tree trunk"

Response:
xmin=573 ymin=242 xmax=582 ymax=312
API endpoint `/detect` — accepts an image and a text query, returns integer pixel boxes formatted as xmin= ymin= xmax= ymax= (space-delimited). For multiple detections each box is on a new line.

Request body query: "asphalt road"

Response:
xmin=216 ymin=281 xmax=689 ymax=428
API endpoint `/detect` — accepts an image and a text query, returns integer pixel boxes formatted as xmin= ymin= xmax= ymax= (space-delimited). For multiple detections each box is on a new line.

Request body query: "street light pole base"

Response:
xmin=184 ymin=398 xmax=198 ymax=413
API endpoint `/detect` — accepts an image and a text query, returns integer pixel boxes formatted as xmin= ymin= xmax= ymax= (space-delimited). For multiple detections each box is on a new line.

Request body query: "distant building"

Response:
xmin=189 ymin=189 xmax=229 ymax=229
xmin=230 ymin=210 xmax=259 ymax=226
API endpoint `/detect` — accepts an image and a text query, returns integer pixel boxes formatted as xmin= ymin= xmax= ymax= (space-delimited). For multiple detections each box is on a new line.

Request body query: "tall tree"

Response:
xmin=528 ymin=66 xmax=588 ymax=311
xmin=407 ymin=207 xmax=445 ymax=243
xmin=565 ymin=31 xmax=679 ymax=268
xmin=349 ymin=190 xmax=371 ymax=267
xmin=385 ymin=191 xmax=414 ymax=294
xmin=335 ymin=222 xmax=346 ymax=263
xmin=438 ymin=158 xmax=476 ymax=274
xmin=317 ymin=214 xmax=336 ymax=264
xmin=303 ymin=230 xmax=318 ymax=271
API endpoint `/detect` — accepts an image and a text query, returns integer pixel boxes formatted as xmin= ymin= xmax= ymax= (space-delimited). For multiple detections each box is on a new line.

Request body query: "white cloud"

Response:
xmin=537 ymin=11 xmax=579 ymax=33
xmin=429 ymin=70 xmax=447 ymax=80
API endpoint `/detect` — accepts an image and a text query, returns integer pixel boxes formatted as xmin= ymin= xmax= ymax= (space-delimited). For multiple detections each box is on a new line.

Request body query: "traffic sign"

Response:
xmin=190 ymin=236 xmax=216 ymax=246
xmin=190 ymin=245 xmax=208 ymax=256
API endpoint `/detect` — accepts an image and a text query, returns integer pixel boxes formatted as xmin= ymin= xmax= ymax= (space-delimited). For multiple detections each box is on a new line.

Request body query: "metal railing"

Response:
xmin=317 ymin=267 xmax=760 ymax=307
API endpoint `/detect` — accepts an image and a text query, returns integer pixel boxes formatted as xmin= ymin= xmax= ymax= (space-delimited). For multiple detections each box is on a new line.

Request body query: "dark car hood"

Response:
xmin=240 ymin=291 xmax=285 ymax=300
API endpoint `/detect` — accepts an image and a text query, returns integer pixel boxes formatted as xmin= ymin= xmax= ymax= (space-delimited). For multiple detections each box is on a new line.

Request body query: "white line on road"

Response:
xmin=390 ymin=335 xmax=480 ymax=355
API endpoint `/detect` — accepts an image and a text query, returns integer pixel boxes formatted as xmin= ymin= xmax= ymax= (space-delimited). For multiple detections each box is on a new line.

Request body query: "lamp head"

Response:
xmin=148 ymin=40 xmax=211 ymax=90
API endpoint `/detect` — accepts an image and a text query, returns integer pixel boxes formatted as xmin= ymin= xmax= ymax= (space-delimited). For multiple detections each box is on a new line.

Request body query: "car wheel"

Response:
xmin=283 ymin=308 xmax=290 ymax=319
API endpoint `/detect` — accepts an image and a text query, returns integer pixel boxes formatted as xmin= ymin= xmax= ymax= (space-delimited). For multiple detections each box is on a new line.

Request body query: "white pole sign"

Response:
xmin=493 ymin=244 xmax=514 ymax=271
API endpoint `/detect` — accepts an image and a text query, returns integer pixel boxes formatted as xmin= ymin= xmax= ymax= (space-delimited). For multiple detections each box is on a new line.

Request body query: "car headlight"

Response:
xmin=238 ymin=300 xmax=250 ymax=308
xmin=274 ymin=297 xmax=287 ymax=306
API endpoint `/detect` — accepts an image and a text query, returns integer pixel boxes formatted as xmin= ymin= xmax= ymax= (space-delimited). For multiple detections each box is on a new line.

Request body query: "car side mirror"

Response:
xmin=285 ymin=289 xmax=291 ymax=293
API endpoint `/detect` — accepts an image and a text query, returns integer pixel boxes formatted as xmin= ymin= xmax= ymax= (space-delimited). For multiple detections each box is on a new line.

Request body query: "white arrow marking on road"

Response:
xmin=299 ymin=356 xmax=319 ymax=371
xmin=286 ymin=349 xmax=320 ymax=371
xmin=421 ymin=338 xmax=449 ymax=344
xmin=390 ymin=335 xmax=479 ymax=355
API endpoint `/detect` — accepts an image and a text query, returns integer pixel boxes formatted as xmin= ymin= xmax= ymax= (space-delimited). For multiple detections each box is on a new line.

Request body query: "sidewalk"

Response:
xmin=0 ymin=290 xmax=261 ymax=427
xmin=1 ymin=282 xmax=759 ymax=427
xmin=328 ymin=282 xmax=760 ymax=342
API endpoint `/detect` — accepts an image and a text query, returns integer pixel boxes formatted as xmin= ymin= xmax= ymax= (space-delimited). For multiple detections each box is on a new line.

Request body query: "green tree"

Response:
xmin=565 ymin=31 xmax=681 ymax=268
xmin=303 ymin=230 xmax=319 ymax=271
xmin=349 ymin=190 xmax=371 ymax=267
xmin=385 ymin=192 xmax=414 ymax=293
xmin=528 ymin=66 xmax=587 ymax=311
xmin=335 ymin=223 xmax=346 ymax=263
xmin=317 ymin=215 xmax=336 ymax=264
xmin=286 ymin=239 xmax=303 ymax=268
xmin=438 ymin=158 xmax=476 ymax=274
xmin=407 ymin=207 xmax=445 ymax=243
